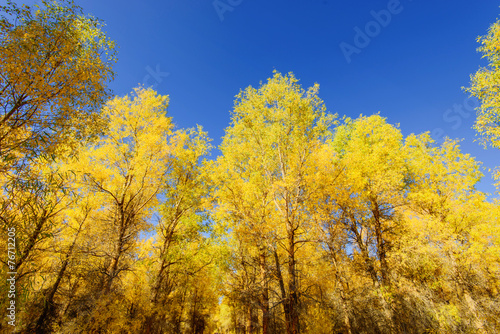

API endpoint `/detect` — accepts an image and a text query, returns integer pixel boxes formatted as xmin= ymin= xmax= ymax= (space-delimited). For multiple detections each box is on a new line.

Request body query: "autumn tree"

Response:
xmin=304 ymin=114 xmax=500 ymax=333
xmin=27 ymin=182 xmax=97 ymax=333
xmin=59 ymin=87 xmax=175 ymax=332
xmin=0 ymin=2 xmax=115 ymax=328
xmin=212 ymin=71 xmax=334 ymax=334
xmin=0 ymin=154 xmax=73 ymax=333
xmin=0 ymin=0 xmax=115 ymax=167
xmin=401 ymin=133 xmax=500 ymax=333
xmin=305 ymin=115 xmax=407 ymax=332
xmin=466 ymin=18 xmax=500 ymax=188
xmin=142 ymin=125 xmax=214 ymax=333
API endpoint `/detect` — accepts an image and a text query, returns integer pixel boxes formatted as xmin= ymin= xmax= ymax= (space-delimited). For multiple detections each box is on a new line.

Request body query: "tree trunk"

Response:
xmin=273 ymin=248 xmax=291 ymax=333
xmin=287 ymin=231 xmax=299 ymax=334
xmin=260 ymin=251 xmax=269 ymax=334
xmin=34 ymin=214 xmax=85 ymax=333
xmin=106 ymin=208 xmax=128 ymax=294
xmin=246 ymin=303 xmax=253 ymax=333
xmin=327 ymin=244 xmax=352 ymax=334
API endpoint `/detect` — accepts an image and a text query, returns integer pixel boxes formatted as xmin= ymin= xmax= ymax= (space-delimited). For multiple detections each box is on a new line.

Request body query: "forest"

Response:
xmin=0 ymin=1 xmax=499 ymax=333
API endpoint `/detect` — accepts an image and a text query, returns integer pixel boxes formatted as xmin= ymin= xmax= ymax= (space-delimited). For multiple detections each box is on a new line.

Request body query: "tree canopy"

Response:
xmin=0 ymin=1 xmax=499 ymax=334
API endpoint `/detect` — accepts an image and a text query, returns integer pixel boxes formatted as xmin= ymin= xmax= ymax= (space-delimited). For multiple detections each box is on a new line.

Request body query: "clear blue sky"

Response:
xmin=26 ymin=0 xmax=500 ymax=196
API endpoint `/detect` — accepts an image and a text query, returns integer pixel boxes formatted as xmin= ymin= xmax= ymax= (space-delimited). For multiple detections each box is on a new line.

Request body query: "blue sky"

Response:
xmin=25 ymin=0 xmax=500 ymax=196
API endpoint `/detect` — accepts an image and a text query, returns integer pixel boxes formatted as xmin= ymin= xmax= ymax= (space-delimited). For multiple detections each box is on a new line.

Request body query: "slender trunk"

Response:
xmin=87 ymin=211 xmax=128 ymax=333
xmin=370 ymin=201 xmax=389 ymax=282
xmin=273 ymin=249 xmax=290 ymax=332
xmin=287 ymin=231 xmax=299 ymax=334
xmin=327 ymin=244 xmax=352 ymax=334
xmin=260 ymin=251 xmax=269 ymax=334
xmin=34 ymin=214 xmax=86 ymax=333
xmin=373 ymin=208 xmax=389 ymax=285
xmin=144 ymin=217 xmax=179 ymax=334
xmin=143 ymin=260 xmax=170 ymax=334
xmin=246 ymin=303 xmax=253 ymax=334
xmin=175 ymin=285 xmax=188 ymax=333
xmin=371 ymin=202 xmax=395 ymax=333
xmin=106 ymin=246 xmax=122 ymax=294
xmin=191 ymin=289 xmax=198 ymax=334
xmin=351 ymin=222 xmax=379 ymax=286
xmin=17 ymin=212 xmax=48 ymax=269
xmin=33 ymin=258 xmax=69 ymax=333
xmin=106 ymin=210 xmax=128 ymax=294
xmin=61 ymin=280 xmax=79 ymax=320
xmin=340 ymin=290 xmax=352 ymax=334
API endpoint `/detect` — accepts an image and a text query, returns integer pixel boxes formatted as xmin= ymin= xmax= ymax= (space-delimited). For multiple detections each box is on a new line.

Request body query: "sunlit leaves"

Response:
xmin=0 ymin=0 xmax=116 ymax=167
xmin=466 ymin=18 xmax=500 ymax=190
